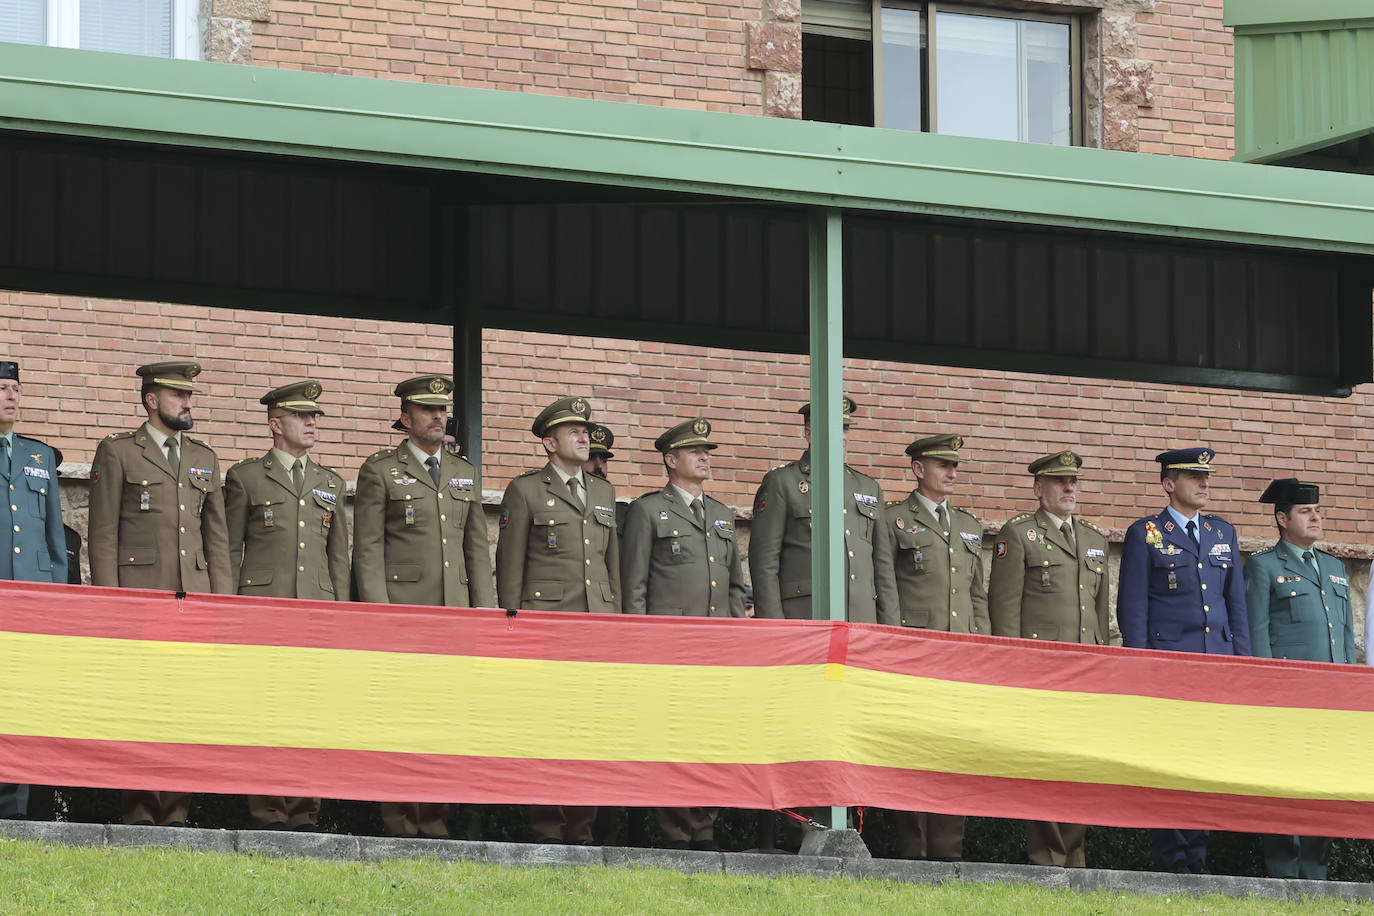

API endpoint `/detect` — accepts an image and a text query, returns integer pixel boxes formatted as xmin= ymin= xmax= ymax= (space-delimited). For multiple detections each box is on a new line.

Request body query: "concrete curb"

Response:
xmin=3 ymin=820 xmax=1372 ymax=902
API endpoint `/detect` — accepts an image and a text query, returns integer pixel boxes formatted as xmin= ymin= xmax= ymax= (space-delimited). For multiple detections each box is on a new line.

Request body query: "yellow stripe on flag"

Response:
xmin=4 ymin=631 xmax=1373 ymax=801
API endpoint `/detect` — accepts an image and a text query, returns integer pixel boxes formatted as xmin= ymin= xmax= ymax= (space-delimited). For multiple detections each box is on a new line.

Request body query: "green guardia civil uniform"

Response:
xmin=1245 ymin=478 xmax=1356 ymax=880
xmin=496 ymin=396 xmax=622 ymax=845
xmin=224 ymin=381 xmax=350 ymax=830
xmin=986 ymin=450 xmax=1110 ymax=868
xmin=619 ymin=418 xmax=745 ymax=849
xmin=885 ymin=433 xmax=988 ymax=862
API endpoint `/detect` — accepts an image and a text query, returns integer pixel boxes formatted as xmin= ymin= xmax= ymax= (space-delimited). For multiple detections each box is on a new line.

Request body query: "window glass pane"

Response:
xmin=0 ymin=0 xmax=45 ymax=44
xmin=935 ymin=11 xmax=1071 ymax=146
xmin=80 ymin=0 xmax=172 ymax=56
xmin=802 ymin=32 xmax=875 ymax=127
xmin=878 ymin=6 xmax=922 ymax=131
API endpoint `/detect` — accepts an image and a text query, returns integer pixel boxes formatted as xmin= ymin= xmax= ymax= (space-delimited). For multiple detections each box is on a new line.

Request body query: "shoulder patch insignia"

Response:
xmin=499 ymin=506 xmax=510 ymax=528
xmin=994 ymin=541 xmax=1007 ymax=559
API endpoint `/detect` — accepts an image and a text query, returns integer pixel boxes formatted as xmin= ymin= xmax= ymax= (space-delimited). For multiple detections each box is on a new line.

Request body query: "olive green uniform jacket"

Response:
xmin=352 ymin=443 xmax=494 ymax=608
xmin=89 ymin=426 xmax=232 ymax=594
xmin=1244 ymin=543 xmax=1356 ymax=663
xmin=748 ymin=451 xmax=899 ymax=624
xmin=224 ymin=452 xmax=350 ymax=601
xmin=496 ymin=463 xmax=621 ymax=612
xmin=885 ymin=492 xmax=988 ymax=633
xmin=988 ymin=509 xmax=1111 ymax=645
xmin=620 ymin=486 xmax=746 ymax=617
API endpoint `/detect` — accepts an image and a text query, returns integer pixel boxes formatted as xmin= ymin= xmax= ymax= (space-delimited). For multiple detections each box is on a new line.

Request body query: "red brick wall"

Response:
xmin=1136 ymin=0 xmax=1234 ymax=158
xmin=255 ymin=0 xmax=764 ymax=112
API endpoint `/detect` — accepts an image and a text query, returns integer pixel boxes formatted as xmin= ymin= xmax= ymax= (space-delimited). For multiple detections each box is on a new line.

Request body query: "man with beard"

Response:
xmin=89 ymin=360 xmax=232 ymax=827
xmin=1118 ymin=446 xmax=1248 ymax=874
xmin=620 ymin=418 xmax=745 ymax=850
xmin=885 ymin=432 xmax=987 ymax=861
xmin=353 ymin=374 xmax=494 ymax=839
xmin=224 ymin=380 xmax=349 ymax=832
xmin=1245 ymin=478 xmax=1355 ymax=879
xmin=987 ymin=449 xmax=1111 ymax=867
xmin=497 ymin=395 xmax=621 ymax=844
xmin=0 ymin=360 xmax=67 ymax=820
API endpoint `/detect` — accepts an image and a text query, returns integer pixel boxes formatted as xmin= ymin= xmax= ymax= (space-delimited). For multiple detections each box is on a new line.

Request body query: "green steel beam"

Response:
xmin=808 ymin=207 xmax=846 ymax=832
xmin=1225 ymin=0 xmax=1374 ymax=29
xmin=1 ymin=44 xmax=1373 ymax=255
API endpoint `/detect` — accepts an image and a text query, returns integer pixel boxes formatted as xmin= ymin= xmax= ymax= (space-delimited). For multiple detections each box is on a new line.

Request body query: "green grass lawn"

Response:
xmin=1 ymin=840 xmax=1370 ymax=915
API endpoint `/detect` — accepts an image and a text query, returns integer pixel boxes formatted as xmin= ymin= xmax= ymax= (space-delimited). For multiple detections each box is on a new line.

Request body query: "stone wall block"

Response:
xmin=1105 ymin=57 xmax=1154 ymax=108
xmin=747 ymin=22 xmax=802 ymax=74
xmin=1102 ymin=100 xmax=1140 ymax=151
xmin=764 ymin=71 xmax=802 ymax=119
xmin=212 ymin=0 xmax=271 ymax=22
xmin=204 ymin=17 xmax=255 ymax=64
xmin=1101 ymin=9 xmax=1138 ymax=59
xmin=765 ymin=0 xmax=801 ymax=24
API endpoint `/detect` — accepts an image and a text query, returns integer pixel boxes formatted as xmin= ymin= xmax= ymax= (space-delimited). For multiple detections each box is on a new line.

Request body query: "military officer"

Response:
xmin=354 ymin=375 xmax=494 ymax=838
xmin=584 ymin=423 xmax=628 ymax=533
xmin=89 ymin=360 xmax=232 ymax=827
xmin=621 ymin=418 xmax=746 ymax=851
xmin=987 ymin=449 xmax=1111 ymax=868
xmin=497 ymin=395 xmax=621 ymax=844
xmin=885 ymin=432 xmax=987 ymax=861
xmin=0 ymin=359 xmax=67 ymax=819
xmin=1118 ymin=446 xmax=1248 ymax=874
xmin=748 ymin=397 xmax=898 ymax=624
xmin=224 ymin=380 xmax=349 ymax=831
xmin=1245 ymin=478 xmax=1355 ymax=879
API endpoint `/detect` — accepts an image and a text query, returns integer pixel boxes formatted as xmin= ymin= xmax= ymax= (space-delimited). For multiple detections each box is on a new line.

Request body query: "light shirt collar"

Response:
xmin=671 ymin=484 xmax=703 ymax=508
xmin=1041 ymin=510 xmax=1070 ymax=530
xmin=1280 ymin=539 xmax=1317 ymax=563
xmin=271 ymin=447 xmax=307 ymax=474
xmin=1164 ymin=504 xmax=1200 ymax=532
xmin=913 ymin=490 xmax=948 ymax=519
xmin=407 ymin=439 xmax=441 ymax=468
xmin=550 ymin=462 xmax=585 ymax=492
xmin=143 ymin=422 xmax=180 ymax=452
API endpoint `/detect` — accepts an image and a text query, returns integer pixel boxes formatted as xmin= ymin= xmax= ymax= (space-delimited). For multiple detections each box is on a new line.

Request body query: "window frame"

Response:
xmin=40 ymin=0 xmax=201 ymax=60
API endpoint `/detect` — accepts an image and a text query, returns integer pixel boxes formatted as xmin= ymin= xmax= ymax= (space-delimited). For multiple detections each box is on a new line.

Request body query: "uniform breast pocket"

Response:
xmin=852 ymin=497 xmax=878 ymax=536
xmin=446 ymin=488 xmax=472 ymax=527
xmin=792 ymin=498 xmax=812 ymax=529
xmin=312 ymin=491 xmax=339 ymax=531
xmin=1275 ymin=589 xmax=1318 ymax=623
xmin=894 ymin=529 xmax=934 ymax=572
xmin=23 ymin=473 xmax=50 ymax=517
xmin=387 ymin=488 xmax=424 ymax=526
xmin=591 ymin=507 xmax=616 ymax=548
xmin=125 ymin=470 xmax=166 ymax=512
xmin=654 ymin=517 xmax=689 ymax=562
xmin=537 ymin=516 xmax=571 ymax=551
xmin=1081 ymin=556 xmax=1105 ymax=594
xmin=186 ymin=473 xmax=211 ymax=517
xmin=1208 ymin=552 xmax=1233 ymax=572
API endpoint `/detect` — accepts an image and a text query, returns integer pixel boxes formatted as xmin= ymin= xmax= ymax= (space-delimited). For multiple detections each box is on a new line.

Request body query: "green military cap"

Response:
xmin=798 ymin=396 xmax=858 ymax=427
xmin=260 ymin=380 xmax=325 ymax=415
xmin=394 ymin=375 xmax=453 ymax=406
xmin=136 ymin=361 xmax=201 ymax=391
xmin=906 ymin=433 xmax=964 ymax=461
xmin=1029 ymin=450 xmax=1082 ymax=477
xmin=532 ymin=395 xmax=592 ymax=438
xmin=654 ymin=418 xmax=718 ymax=453
xmin=588 ymin=423 xmax=615 ymax=458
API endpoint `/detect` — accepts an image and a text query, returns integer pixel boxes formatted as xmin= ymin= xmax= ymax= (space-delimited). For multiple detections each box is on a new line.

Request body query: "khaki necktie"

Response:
xmin=692 ymin=497 xmax=705 ymax=527
xmin=1061 ymin=520 xmax=1075 ymax=550
xmin=165 ymin=437 xmax=180 ymax=473
xmin=936 ymin=504 xmax=948 ymax=535
xmin=568 ymin=476 xmax=584 ymax=511
xmin=425 ymin=456 xmax=441 ymax=489
xmin=292 ymin=460 xmax=304 ymax=494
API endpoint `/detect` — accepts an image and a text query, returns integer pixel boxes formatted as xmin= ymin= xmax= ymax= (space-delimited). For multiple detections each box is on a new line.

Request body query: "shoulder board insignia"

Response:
xmin=1077 ymin=518 xmax=1103 ymax=533
xmin=516 ymin=467 xmax=542 ymax=479
xmin=108 ymin=431 xmax=133 ymax=440
xmin=1251 ymin=545 xmax=1275 ymax=556
xmin=1008 ymin=513 xmax=1033 ymax=525
xmin=366 ymin=449 xmax=391 ymax=462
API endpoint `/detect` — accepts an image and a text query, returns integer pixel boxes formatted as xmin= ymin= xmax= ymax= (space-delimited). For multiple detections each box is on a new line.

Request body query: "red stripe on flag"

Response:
xmin=5 ymin=734 xmax=1373 ymax=839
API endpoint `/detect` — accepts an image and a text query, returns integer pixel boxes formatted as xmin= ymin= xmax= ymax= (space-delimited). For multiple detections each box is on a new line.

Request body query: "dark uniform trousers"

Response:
xmin=887 ymin=493 xmax=990 ymax=860
xmin=497 ymin=463 xmax=621 ymax=844
xmin=1118 ymin=509 xmax=1248 ymax=873
xmin=621 ymin=485 xmax=747 ymax=845
xmin=89 ymin=426 xmax=232 ymax=827
xmin=226 ymin=451 xmax=351 ymax=830
xmin=354 ymin=443 xmax=495 ymax=838
xmin=1245 ymin=542 xmax=1355 ymax=879
xmin=988 ymin=509 xmax=1111 ymax=867
xmin=0 ymin=434 xmax=67 ymax=817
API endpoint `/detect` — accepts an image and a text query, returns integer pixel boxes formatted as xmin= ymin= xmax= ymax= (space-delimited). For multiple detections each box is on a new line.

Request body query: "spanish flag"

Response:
xmin=1 ymin=580 xmax=1371 ymax=837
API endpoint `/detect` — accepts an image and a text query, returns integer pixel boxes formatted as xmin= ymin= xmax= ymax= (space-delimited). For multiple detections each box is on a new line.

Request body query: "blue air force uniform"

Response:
xmin=1116 ymin=447 xmax=1248 ymax=876
xmin=1244 ymin=477 xmax=1355 ymax=880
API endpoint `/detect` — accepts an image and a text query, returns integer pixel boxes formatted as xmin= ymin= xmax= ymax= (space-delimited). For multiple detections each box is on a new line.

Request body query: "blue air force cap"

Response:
xmin=1155 ymin=447 xmax=1215 ymax=473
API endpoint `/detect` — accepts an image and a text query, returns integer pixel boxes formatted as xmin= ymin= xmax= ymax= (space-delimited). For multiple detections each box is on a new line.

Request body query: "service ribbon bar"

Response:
xmin=1 ymin=580 xmax=1372 ymax=837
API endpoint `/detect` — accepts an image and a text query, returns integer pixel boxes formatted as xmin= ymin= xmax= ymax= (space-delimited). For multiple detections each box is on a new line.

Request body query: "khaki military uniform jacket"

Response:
xmin=224 ymin=452 xmax=350 ymax=601
xmin=88 ymin=426 xmax=231 ymax=593
xmin=620 ymin=486 xmax=746 ymax=617
xmin=987 ymin=509 xmax=1110 ymax=644
xmin=749 ymin=451 xmax=899 ymax=625
xmin=496 ymin=462 xmax=621 ymax=613
xmin=886 ymin=492 xmax=988 ymax=633
xmin=352 ymin=443 xmax=495 ymax=608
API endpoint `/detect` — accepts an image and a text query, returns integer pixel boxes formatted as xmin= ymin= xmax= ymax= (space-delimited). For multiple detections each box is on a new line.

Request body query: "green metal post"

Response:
xmin=809 ymin=206 xmax=846 ymax=832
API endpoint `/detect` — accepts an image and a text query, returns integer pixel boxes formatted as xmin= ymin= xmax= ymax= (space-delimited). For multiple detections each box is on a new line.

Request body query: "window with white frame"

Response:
xmin=802 ymin=1 xmax=1080 ymax=146
xmin=0 ymin=0 xmax=200 ymax=59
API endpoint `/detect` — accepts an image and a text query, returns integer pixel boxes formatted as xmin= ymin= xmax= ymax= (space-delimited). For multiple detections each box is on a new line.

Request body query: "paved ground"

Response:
xmin=3 ymin=820 xmax=1371 ymax=903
